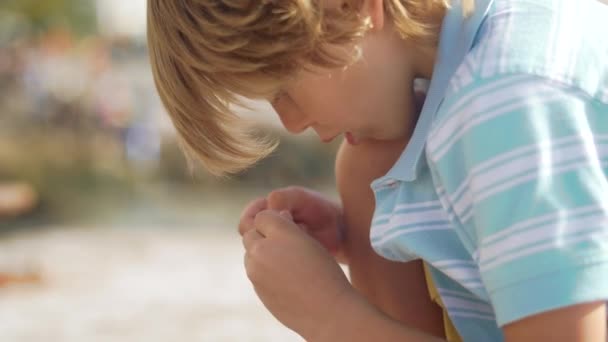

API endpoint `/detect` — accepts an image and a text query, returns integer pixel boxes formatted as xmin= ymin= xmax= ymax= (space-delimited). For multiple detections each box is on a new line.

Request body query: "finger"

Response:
xmin=279 ymin=210 xmax=307 ymax=232
xmin=267 ymin=186 xmax=321 ymax=223
xmin=279 ymin=210 xmax=293 ymax=221
xmin=254 ymin=210 xmax=299 ymax=238
xmin=239 ymin=197 xmax=267 ymax=235
xmin=242 ymin=228 xmax=264 ymax=251
xmin=266 ymin=188 xmax=296 ymax=212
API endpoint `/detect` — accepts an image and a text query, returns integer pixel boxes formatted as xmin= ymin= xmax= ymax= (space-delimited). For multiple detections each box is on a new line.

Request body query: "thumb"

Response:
xmin=280 ymin=210 xmax=310 ymax=233
xmin=239 ymin=197 xmax=267 ymax=235
xmin=279 ymin=210 xmax=293 ymax=221
xmin=254 ymin=210 xmax=299 ymax=237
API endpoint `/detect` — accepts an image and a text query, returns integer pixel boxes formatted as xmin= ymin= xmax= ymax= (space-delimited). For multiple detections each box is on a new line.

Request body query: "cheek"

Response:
xmin=291 ymin=79 xmax=346 ymax=122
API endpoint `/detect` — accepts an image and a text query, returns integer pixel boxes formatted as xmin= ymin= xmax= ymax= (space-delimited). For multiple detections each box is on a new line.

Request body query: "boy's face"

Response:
xmin=271 ymin=1 xmax=421 ymax=145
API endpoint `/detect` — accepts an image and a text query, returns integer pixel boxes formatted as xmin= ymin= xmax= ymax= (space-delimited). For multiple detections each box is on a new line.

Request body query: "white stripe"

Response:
xmin=470 ymin=135 xmax=606 ymax=177
xmin=453 ymin=143 xmax=607 ymax=222
xmin=430 ymin=74 xmax=531 ymax=141
xmin=372 ymin=212 xmax=450 ymax=237
xmin=371 ymin=224 xmax=453 ymax=246
xmin=372 ymin=214 xmax=392 ymax=224
xmin=460 ymin=57 xmax=475 ymax=90
xmin=394 ymin=200 xmax=443 ymax=211
xmin=373 ymin=208 xmax=448 ymax=235
xmin=480 ymin=214 xmax=608 ymax=264
xmin=433 ymin=259 xmax=478 ymax=268
xmin=452 ymin=141 xmax=608 ymax=219
xmin=434 ymin=187 xmax=458 ymax=224
xmin=373 ymin=201 xmax=444 ymax=225
xmin=430 ymin=88 xmax=563 ymax=161
xmin=482 ymin=204 xmax=605 ymax=246
xmin=449 ymin=135 xmax=608 ymax=207
xmin=460 ymin=281 xmax=486 ymax=289
xmin=481 ymin=230 xmax=608 ymax=272
xmin=441 ymin=267 xmax=482 ymax=282
xmin=436 ymin=185 xmax=445 ymax=195
xmin=460 ymin=159 xmax=608 ymax=223
xmin=441 ymin=296 xmax=495 ymax=314
xmin=450 ymin=55 xmax=475 ymax=93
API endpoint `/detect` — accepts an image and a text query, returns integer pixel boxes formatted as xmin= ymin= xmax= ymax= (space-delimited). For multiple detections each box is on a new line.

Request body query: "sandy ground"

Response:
xmin=0 ymin=226 xmax=302 ymax=342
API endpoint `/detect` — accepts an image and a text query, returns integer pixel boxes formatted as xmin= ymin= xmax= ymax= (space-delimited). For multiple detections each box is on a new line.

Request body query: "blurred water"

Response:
xmin=0 ymin=6 xmax=334 ymax=342
xmin=0 ymin=227 xmax=301 ymax=342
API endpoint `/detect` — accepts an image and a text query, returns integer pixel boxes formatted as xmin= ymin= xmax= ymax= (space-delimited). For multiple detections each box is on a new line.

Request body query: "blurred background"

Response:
xmin=0 ymin=1 xmax=340 ymax=340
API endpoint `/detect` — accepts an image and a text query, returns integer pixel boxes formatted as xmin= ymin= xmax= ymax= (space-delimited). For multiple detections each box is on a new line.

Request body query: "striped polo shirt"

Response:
xmin=370 ymin=0 xmax=608 ymax=340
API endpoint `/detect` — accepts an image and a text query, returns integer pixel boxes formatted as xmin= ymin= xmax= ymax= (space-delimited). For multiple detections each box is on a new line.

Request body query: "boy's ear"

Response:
xmin=364 ymin=0 xmax=385 ymax=32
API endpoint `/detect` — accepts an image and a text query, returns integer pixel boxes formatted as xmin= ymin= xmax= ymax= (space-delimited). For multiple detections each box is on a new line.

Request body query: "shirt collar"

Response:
xmin=381 ymin=0 xmax=494 ymax=183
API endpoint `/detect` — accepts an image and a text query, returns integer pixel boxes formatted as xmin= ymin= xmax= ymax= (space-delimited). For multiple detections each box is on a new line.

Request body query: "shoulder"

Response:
xmin=448 ymin=0 xmax=608 ymax=101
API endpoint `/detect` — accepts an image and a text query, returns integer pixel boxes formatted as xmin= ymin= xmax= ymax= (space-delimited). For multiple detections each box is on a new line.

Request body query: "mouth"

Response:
xmin=321 ymin=134 xmax=340 ymax=143
xmin=320 ymin=132 xmax=361 ymax=145
xmin=345 ymin=132 xmax=360 ymax=145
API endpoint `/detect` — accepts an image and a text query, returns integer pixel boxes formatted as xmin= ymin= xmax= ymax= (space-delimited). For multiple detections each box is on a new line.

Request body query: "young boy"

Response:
xmin=147 ymin=0 xmax=608 ymax=340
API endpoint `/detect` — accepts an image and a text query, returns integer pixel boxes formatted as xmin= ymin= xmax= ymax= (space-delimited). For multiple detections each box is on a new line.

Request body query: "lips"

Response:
xmin=345 ymin=132 xmax=359 ymax=145
xmin=321 ymin=134 xmax=339 ymax=143
xmin=320 ymin=132 xmax=360 ymax=145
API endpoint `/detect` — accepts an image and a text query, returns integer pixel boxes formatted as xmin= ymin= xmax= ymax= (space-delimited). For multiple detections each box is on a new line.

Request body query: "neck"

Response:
xmin=411 ymin=43 xmax=438 ymax=80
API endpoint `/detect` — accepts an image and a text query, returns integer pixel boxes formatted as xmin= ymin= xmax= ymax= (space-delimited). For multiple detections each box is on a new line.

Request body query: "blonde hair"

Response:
xmin=147 ymin=0 xmax=474 ymax=176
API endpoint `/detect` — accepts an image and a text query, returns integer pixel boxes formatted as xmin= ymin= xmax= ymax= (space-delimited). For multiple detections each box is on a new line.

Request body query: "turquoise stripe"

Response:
xmin=467 ymin=163 xmax=608 ymax=236
xmin=490 ymin=259 xmax=608 ymax=326
xmin=434 ymin=93 xmax=604 ymax=193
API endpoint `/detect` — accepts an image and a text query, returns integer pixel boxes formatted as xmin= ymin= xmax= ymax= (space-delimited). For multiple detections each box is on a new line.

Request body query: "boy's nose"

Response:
xmin=272 ymin=101 xmax=310 ymax=134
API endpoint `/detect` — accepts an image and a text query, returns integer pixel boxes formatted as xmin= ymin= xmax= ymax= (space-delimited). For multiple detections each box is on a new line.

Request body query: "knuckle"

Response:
xmin=244 ymin=255 xmax=259 ymax=282
xmin=284 ymin=185 xmax=298 ymax=193
xmin=241 ymin=229 xmax=254 ymax=246
xmin=266 ymin=190 xmax=286 ymax=207
xmin=249 ymin=239 xmax=265 ymax=258
xmin=244 ymin=197 xmax=264 ymax=214
xmin=253 ymin=211 xmax=284 ymax=235
xmin=239 ymin=217 xmax=255 ymax=235
xmin=252 ymin=210 xmax=266 ymax=226
xmin=245 ymin=242 xmax=270 ymax=282
xmin=238 ymin=221 xmax=247 ymax=235
xmin=285 ymin=185 xmax=306 ymax=194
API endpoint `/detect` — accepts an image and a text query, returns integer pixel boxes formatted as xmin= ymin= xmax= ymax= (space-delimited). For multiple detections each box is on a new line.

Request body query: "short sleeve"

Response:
xmin=427 ymin=74 xmax=608 ymax=326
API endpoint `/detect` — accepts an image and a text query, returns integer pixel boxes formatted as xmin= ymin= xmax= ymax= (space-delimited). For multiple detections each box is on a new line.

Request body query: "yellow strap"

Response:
xmin=423 ymin=263 xmax=463 ymax=342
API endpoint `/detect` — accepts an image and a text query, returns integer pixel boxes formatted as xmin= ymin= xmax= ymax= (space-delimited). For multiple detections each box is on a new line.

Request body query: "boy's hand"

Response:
xmin=243 ymin=210 xmax=356 ymax=341
xmin=239 ymin=187 xmax=347 ymax=263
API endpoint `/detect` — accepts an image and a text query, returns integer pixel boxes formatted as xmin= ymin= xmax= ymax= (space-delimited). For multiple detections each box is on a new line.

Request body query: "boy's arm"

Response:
xmin=317 ymin=288 xmax=445 ymax=342
xmin=335 ymin=139 xmax=445 ymax=338
xmin=502 ymin=301 xmax=606 ymax=342
xmin=245 ymin=207 xmax=606 ymax=342
xmin=319 ymin=292 xmax=605 ymax=342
